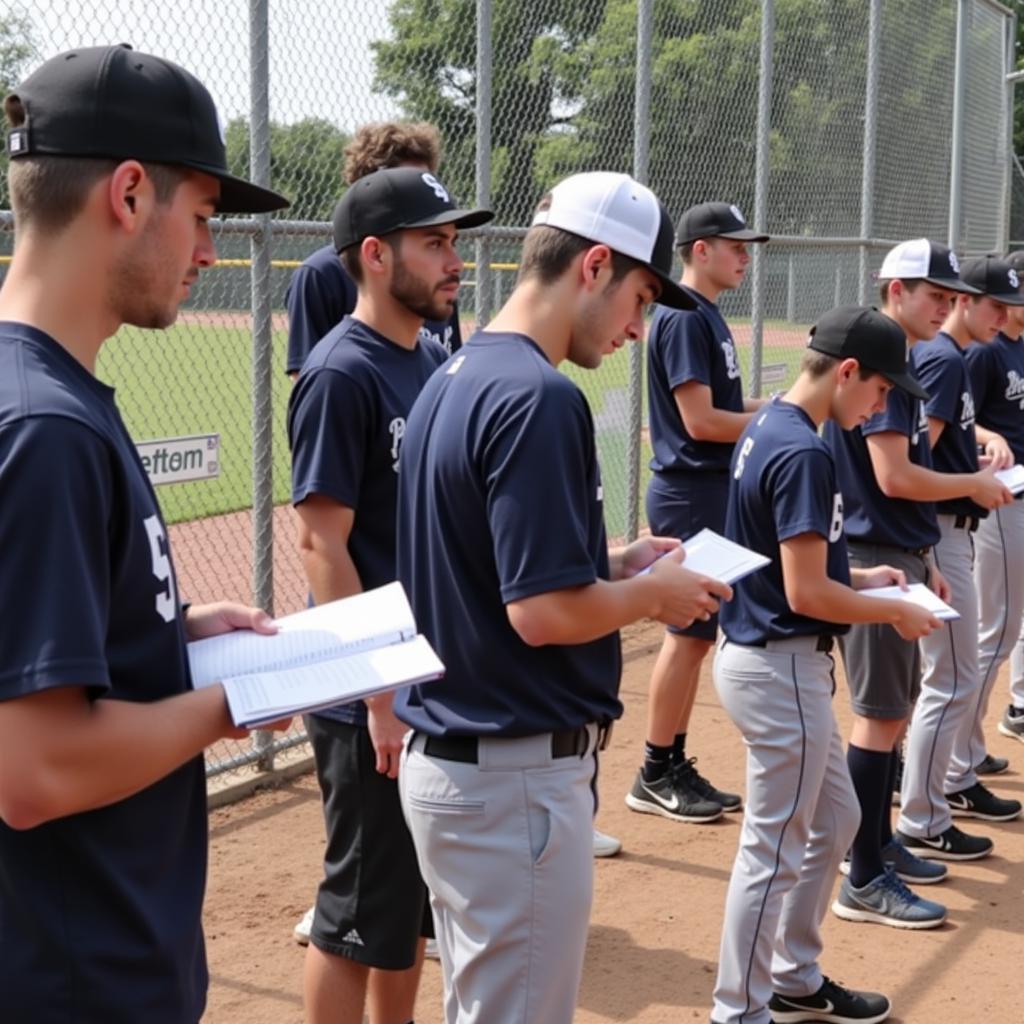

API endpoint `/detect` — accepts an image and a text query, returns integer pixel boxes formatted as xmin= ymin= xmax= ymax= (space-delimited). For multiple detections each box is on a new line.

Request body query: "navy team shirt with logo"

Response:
xmin=965 ymin=331 xmax=1024 ymax=464
xmin=647 ymin=285 xmax=745 ymax=476
xmin=913 ymin=331 xmax=985 ymax=519
xmin=285 ymin=244 xmax=461 ymax=373
xmin=0 ymin=324 xmax=208 ymax=1023
xmin=721 ymin=399 xmax=851 ymax=645
xmin=823 ymin=361 xmax=940 ymax=550
xmin=394 ymin=332 xmax=622 ymax=737
xmin=289 ymin=315 xmax=447 ymax=725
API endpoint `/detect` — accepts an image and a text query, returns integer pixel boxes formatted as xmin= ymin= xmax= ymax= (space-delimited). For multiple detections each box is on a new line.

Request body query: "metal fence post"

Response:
xmin=858 ymin=0 xmax=881 ymax=304
xmin=474 ymin=0 xmax=493 ymax=331
xmin=948 ymin=0 xmax=969 ymax=252
xmin=750 ymin=0 xmax=774 ymax=397
xmin=249 ymin=0 xmax=275 ymax=772
xmin=627 ymin=0 xmax=654 ymax=543
xmin=1002 ymin=10 xmax=1018 ymax=253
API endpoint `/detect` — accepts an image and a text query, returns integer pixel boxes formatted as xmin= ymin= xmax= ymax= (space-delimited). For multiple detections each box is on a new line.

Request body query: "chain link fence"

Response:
xmin=1 ymin=0 xmax=1016 ymax=790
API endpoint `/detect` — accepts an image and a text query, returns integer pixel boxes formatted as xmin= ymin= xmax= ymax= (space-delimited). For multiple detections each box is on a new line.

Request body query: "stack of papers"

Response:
xmin=638 ymin=528 xmax=771 ymax=585
xmin=858 ymin=582 xmax=959 ymax=621
xmin=995 ymin=465 xmax=1024 ymax=495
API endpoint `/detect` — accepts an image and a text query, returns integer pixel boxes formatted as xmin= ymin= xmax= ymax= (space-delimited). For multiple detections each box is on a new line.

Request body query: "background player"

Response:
xmin=627 ymin=201 xmax=767 ymax=824
xmin=286 ymin=121 xmax=462 ymax=379
xmin=0 ymin=44 xmax=290 ymax=1022
xmin=288 ymin=167 xmax=491 ymax=1024
xmin=395 ymin=171 xmax=731 ymax=1024
xmin=713 ymin=305 xmax=940 ymax=1024
xmin=908 ymin=256 xmax=1021 ymax=831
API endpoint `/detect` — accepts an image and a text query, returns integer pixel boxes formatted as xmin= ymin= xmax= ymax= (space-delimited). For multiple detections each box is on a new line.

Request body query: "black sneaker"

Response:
xmin=625 ymin=766 xmax=723 ymax=822
xmin=946 ymin=781 xmax=1022 ymax=821
xmin=998 ymin=705 xmax=1024 ymax=743
xmin=975 ymin=753 xmax=1010 ymax=775
xmin=769 ymin=976 xmax=891 ymax=1023
xmin=894 ymin=824 xmax=993 ymax=861
xmin=676 ymin=757 xmax=743 ymax=812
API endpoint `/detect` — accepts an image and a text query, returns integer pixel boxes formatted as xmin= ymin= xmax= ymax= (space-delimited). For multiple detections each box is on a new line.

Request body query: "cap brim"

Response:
xmin=407 ymin=207 xmax=494 ymax=231
xmin=652 ymin=270 xmax=698 ymax=310
xmin=675 ymin=228 xmax=770 ymax=245
xmin=880 ymin=369 xmax=929 ymax=401
xmin=983 ymin=291 xmax=1024 ymax=307
xmin=212 ymin=170 xmax=290 ymax=214
xmin=922 ymin=276 xmax=981 ymax=295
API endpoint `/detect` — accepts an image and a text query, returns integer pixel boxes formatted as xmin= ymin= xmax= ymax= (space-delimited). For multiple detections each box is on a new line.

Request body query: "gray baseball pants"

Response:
xmin=899 ymin=514 xmax=979 ymax=838
xmin=711 ymin=638 xmax=859 ymax=1024
xmin=399 ymin=727 xmax=600 ymax=1024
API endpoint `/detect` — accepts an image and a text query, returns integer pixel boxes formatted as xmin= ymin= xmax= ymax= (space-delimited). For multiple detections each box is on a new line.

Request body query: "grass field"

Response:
xmin=97 ymin=319 xmax=808 ymax=535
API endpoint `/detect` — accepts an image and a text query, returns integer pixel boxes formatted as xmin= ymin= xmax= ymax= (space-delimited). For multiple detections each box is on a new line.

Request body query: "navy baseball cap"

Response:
xmin=5 ymin=44 xmax=289 ymax=214
xmin=333 ymin=167 xmax=492 ymax=253
xmin=530 ymin=171 xmax=696 ymax=310
xmin=959 ymin=256 xmax=1024 ymax=306
xmin=877 ymin=238 xmax=979 ymax=294
xmin=674 ymin=202 xmax=769 ymax=246
xmin=807 ymin=305 xmax=927 ymax=400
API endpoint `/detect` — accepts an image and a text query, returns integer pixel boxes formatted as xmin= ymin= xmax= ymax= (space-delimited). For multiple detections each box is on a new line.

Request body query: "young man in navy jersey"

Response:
xmin=712 ymin=306 xmax=940 ymax=1024
xmin=395 ymin=171 xmax=733 ymax=1024
xmin=0 ymin=45 xmax=290 ymax=1024
xmin=288 ymin=167 xmax=492 ymax=1024
xmin=286 ymin=122 xmax=463 ymax=378
xmin=628 ymin=201 xmax=767 ymax=824
xmin=824 ymin=241 xmax=1009 ymax=934
xmin=900 ymin=256 xmax=1022 ymax=840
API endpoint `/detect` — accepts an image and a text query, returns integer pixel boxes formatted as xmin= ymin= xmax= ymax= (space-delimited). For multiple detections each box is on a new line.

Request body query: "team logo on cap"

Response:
xmin=948 ymin=251 xmax=960 ymax=275
xmin=422 ymin=173 xmax=449 ymax=203
xmin=1010 ymin=268 xmax=1020 ymax=290
xmin=730 ymin=204 xmax=745 ymax=224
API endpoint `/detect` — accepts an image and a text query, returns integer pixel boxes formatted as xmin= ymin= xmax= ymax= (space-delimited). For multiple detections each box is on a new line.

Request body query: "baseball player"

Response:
xmin=824 ymin=241 xmax=1007 ymax=933
xmin=627 ymin=202 xmax=767 ymax=824
xmin=966 ymin=250 xmax=1024 ymax=758
xmin=0 ymin=45 xmax=289 ymax=1022
xmin=394 ymin=172 xmax=732 ymax=1024
xmin=288 ymin=167 xmax=492 ymax=1024
xmin=903 ymin=256 xmax=1022 ymax=831
xmin=286 ymin=121 xmax=462 ymax=379
xmin=712 ymin=305 xmax=940 ymax=1024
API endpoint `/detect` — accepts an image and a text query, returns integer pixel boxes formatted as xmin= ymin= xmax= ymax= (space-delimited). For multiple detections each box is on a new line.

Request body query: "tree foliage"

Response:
xmin=0 ymin=8 xmax=38 ymax=211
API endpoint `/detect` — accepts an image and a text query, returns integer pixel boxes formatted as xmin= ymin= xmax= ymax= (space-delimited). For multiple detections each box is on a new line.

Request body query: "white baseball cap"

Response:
xmin=531 ymin=172 xmax=696 ymax=309
xmin=877 ymin=238 xmax=980 ymax=294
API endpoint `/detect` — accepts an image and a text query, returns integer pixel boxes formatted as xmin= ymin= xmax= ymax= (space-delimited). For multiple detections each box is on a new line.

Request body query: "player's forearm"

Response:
xmin=875 ymin=461 xmax=977 ymax=502
xmin=0 ymin=685 xmax=234 ymax=830
xmin=299 ymin=542 xmax=363 ymax=604
xmin=682 ymin=407 xmax=754 ymax=443
xmin=784 ymin=576 xmax=912 ymax=629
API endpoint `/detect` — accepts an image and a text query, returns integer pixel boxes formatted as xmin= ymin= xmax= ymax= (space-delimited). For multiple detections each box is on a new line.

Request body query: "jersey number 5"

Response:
xmin=144 ymin=514 xmax=178 ymax=623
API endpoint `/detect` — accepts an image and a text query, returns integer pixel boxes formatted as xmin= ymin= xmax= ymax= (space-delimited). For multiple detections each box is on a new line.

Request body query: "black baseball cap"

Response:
xmin=1006 ymin=250 xmax=1024 ymax=274
xmin=807 ymin=305 xmax=927 ymax=400
xmin=877 ymin=239 xmax=979 ymax=294
xmin=6 ymin=44 xmax=288 ymax=214
xmin=333 ymin=167 xmax=493 ymax=252
xmin=959 ymin=255 xmax=1024 ymax=306
xmin=674 ymin=202 xmax=769 ymax=246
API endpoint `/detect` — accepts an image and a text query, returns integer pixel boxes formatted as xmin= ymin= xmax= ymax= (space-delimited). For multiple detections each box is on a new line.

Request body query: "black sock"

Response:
xmin=642 ymin=741 xmax=673 ymax=782
xmin=878 ymin=749 xmax=899 ymax=847
xmin=671 ymin=732 xmax=687 ymax=766
xmin=846 ymin=744 xmax=892 ymax=888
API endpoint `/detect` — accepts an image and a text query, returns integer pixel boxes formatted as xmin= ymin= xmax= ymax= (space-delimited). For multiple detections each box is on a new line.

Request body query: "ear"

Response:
xmin=359 ymin=235 xmax=391 ymax=277
xmin=579 ymin=243 xmax=614 ymax=292
xmin=836 ymin=357 xmax=860 ymax=383
xmin=107 ymin=160 xmax=149 ymax=233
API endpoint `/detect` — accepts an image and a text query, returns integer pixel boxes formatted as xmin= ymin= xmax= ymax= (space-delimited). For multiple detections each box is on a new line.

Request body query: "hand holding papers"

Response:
xmin=995 ymin=464 xmax=1024 ymax=495
xmin=858 ymin=582 xmax=959 ymax=621
xmin=187 ymin=582 xmax=444 ymax=728
xmin=637 ymin=529 xmax=770 ymax=585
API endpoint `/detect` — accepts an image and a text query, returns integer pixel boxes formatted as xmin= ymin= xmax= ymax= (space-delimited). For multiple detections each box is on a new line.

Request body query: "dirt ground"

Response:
xmin=202 ymin=622 xmax=1024 ymax=1024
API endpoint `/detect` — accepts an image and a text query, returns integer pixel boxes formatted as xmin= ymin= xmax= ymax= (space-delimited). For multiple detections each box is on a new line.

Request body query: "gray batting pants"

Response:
xmin=899 ymin=514 xmax=979 ymax=838
xmin=399 ymin=727 xmax=600 ymax=1024
xmin=952 ymin=500 xmax=1024 ymax=785
xmin=711 ymin=639 xmax=859 ymax=1024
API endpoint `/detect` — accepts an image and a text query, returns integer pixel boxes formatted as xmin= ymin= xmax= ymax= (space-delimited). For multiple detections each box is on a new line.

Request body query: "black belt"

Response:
xmin=416 ymin=723 xmax=613 ymax=764
xmin=746 ymin=635 xmax=834 ymax=653
xmin=953 ymin=514 xmax=980 ymax=532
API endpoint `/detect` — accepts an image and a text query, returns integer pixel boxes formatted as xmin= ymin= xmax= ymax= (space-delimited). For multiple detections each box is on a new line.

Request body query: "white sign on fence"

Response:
xmin=136 ymin=434 xmax=220 ymax=486
xmin=760 ymin=363 xmax=789 ymax=386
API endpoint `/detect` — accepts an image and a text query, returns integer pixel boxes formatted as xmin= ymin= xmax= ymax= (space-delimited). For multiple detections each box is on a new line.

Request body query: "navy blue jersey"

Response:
xmin=0 ymin=323 xmax=207 ymax=1023
xmin=913 ymin=332 xmax=984 ymax=518
xmin=289 ymin=316 xmax=448 ymax=725
xmin=394 ymin=332 xmax=622 ymax=737
xmin=285 ymin=244 xmax=461 ymax=373
xmin=721 ymin=400 xmax=851 ymax=645
xmin=824 ymin=361 xmax=940 ymax=549
xmin=647 ymin=285 xmax=745 ymax=475
xmin=965 ymin=332 xmax=1024 ymax=464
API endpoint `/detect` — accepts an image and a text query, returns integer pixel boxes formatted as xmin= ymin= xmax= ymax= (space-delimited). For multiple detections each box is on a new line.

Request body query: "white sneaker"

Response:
xmin=592 ymin=827 xmax=622 ymax=858
xmin=424 ymin=938 xmax=441 ymax=960
xmin=293 ymin=906 xmax=315 ymax=945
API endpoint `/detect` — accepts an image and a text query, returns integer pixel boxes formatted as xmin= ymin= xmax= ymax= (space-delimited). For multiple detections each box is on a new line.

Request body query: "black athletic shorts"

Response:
xmin=306 ymin=715 xmax=433 ymax=969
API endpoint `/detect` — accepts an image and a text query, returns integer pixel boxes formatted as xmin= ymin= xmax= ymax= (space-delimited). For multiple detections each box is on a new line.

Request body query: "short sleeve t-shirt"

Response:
xmin=721 ymin=399 xmax=851 ymax=645
xmin=0 ymin=323 xmax=208 ymax=1023
xmin=965 ymin=332 xmax=1024 ymax=464
xmin=824 ymin=361 xmax=940 ymax=549
xmin=394 ymin=332 xmax=622 ymax=737
xmin=285 ymin=244 xmax=461 ymax=373
xmin=913 ymin=331 xmax=985 ymax=518
xmin=288 ymin=316 xmax=448 ymax=724
xmin=647 ymin=286 xmax=745 ymax=475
